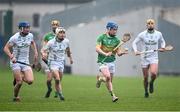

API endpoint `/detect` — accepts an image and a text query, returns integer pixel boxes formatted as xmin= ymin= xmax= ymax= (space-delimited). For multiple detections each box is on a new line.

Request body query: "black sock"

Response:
xmin=57 ymin=91 xmax=63 ymax=96
xmin=144 ymin=81 xmax=148 ymax=93
xmin=109 ymin=91 xmax=115 ymax=96
xmin=47 ymin=81 xmax=52 ymax=91
xmin=150 ymin=75 xmax=156 ymax=83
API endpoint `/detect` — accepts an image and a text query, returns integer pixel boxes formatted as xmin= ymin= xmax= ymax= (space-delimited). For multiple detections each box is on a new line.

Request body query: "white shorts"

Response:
xmin=141 ymin=57 xmax=158 ymax=68
xmin=41 ymin=59 xmax=50 ymax=73
xmin=10 ymin=62 xmax=31 ymax=72
xmin=98 ymin=62 xmax=115 ymax=74
xmin=49 ymin=60 xmax=65 ymax=73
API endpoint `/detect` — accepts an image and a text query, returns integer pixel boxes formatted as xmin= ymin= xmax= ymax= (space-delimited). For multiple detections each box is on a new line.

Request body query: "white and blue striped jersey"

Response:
xmin=8 ymin=32 xmax=34 ymax=63
xmin=45 ymin=38 xmax=69 ymax=61
xmin=132 ymin=30 xmax=166 ymax=59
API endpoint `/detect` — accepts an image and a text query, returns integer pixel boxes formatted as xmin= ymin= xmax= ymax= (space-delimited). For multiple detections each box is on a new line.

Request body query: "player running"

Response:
xmin=96 ymin=22 xmax=127 ymax=102
xmin=41 ymin=20 xmax=60 ymax=98
xmin=132 ymin=19 xmax=166 ymax=98
xmin=41 ymin=27 xmax=73 ymax=101
xmin=3 ymin=21 xmax=38 ymax=102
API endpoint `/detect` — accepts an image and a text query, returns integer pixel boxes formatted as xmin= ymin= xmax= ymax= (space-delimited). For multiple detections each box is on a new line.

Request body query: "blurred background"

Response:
xmin=0 ymin=0 xmax=179 ymax=76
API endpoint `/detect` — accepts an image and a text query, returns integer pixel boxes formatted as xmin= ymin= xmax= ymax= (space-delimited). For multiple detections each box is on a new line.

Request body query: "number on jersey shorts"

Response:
xmin=98 ymin=62 xmax=115 ymax=74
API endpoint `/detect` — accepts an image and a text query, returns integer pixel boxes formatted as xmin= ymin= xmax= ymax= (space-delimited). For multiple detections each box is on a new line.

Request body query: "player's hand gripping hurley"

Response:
xmin=140 ymin=45 xmax=174 ymax=54
xmin=101 ymin=33 xmax=131 ymax=63
xmin=113 ymin=33 xmax=131 ymax=51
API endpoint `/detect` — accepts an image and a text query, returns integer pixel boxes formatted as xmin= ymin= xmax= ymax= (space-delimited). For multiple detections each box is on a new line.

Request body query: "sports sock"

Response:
xmin=150 ymin=75 xmax=156 ymax=84
xmin=109 ymin=91 xmax=115 ymax=96
xmin=57 ymin=91 xmax=63 ymax=96
xmin=47 ymin=81 xmax=52 ymax=91
xmin=144 ymin=81 xmax=148 ymax=93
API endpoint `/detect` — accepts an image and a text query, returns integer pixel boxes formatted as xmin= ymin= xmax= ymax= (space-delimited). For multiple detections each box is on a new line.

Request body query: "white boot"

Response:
xmin=112 ymin=95 xmax=118 ymax=102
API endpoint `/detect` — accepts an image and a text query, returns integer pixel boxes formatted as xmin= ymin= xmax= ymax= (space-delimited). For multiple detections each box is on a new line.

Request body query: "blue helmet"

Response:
xmin=18 ymin=22 xmax=30 ymax=29
xmin=106 ymin=22 xmax=118 ymax=30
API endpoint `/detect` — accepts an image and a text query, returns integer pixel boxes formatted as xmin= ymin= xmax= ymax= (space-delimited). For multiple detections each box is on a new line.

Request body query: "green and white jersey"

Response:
xmin=45 ymin=38 xmax=69 ymax=61
xmin=132 ymin=30 xmax=166 ymax=59
xmin=8 ymin=32 xmax=34 ymax=63
xmin=43 ymin=32 xmax=55 ymax=42
xmin=96 ymin=34 xmax=120 ymax=63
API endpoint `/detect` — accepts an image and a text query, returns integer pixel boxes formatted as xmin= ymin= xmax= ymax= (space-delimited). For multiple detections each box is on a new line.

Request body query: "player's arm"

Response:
xmin=113 ymin=40 xmax=127 ymax=56
xmin=41 ymin=41 xmax=50 ymax=60
xmin=96 ymin=45 xmax=112 ymax=56
xmin=3 ymin=42 xmax=16 ymax=63
xmin=41 ymin=40 xmax=48 ymax=52
xmin=40 ymin=35 xmax=48 ymax=54
xmin=158 ymin=33 xmax=166 ymax=52
xmin=132 ymin=34 xmax=142 ymax=55
xmin=40 ymin=35 xmax=50 ymax=63
xmin=31 ymin=40 xmax=38 ymax=62
xmin=96 ymin=36 xmax=112 ymax=56
xmin=66 ymin=47 xmax=73 ymax=64
xmin=116 ymin=47 xmax=128 ymax=57
xmin=40 ymin=40 xmax=48 ymax=56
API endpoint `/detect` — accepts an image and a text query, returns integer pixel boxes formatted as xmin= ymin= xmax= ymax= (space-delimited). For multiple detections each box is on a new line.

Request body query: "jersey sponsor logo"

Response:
xmin=145 ymin=41 xmax=157 ymax=45
xmin=17 ymin=43 xmax=30 ymax=48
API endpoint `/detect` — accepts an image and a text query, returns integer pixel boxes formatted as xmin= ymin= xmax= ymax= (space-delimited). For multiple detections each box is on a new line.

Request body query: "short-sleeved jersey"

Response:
xmin=132 ymin=30 xmax=166 ymax=59
xmin=43 ymin=32 xmax=55 ymax=42
xmin=8 ymin=32 xmax=34 ymax=63
xmin=45 ymin=38 xmax=69 ymax=61
xmin=96 ymin=34 xmax=120 ymax=63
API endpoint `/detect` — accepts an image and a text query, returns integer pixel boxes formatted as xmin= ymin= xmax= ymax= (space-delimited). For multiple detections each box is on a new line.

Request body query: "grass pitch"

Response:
xmin=0 ymin=67 xmax=180 ymax=111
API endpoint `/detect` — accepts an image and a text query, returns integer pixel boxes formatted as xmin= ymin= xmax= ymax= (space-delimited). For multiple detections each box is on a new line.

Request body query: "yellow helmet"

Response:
xmin=51 ymin=20 xmax=60 ymax=26
xmin=146 ymin=19 xmax=155 ymax=24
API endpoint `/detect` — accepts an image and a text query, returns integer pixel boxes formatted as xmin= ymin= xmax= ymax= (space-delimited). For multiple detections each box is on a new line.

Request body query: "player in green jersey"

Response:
xmin=96 ymin=22 xmax=127 ymax=102
xmin=41 ymin=20 xmax=60 ymax=98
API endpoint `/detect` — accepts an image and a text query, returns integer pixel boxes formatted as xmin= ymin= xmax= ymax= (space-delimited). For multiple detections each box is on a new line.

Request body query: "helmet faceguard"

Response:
xmin=55 ymin=27 xmax=66 ymax=42
xmin=55 ymin=27 xmax=66 ymax=34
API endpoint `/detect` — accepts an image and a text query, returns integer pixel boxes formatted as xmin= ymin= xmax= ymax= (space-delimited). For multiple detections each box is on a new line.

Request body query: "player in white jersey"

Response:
xmin=40 ymin=20 xmax=60 ymax=98
xmin=41 ymin=27 xmax=73 ymax=101
xmin=3 ymin=22 xmax=38 ymax=102
xmin=132 ymin=19 xmax=166 ymax=98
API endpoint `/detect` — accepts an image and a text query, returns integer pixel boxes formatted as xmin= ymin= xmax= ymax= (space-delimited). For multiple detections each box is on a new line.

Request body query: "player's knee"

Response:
xmin=47 ymin=78 xmax=52 ymax=82
xmin=27 ymin=80 xmax=33 ymax=85
xmin=151 ymin=73 xmax=157 ymax=79
xmin=105 ymin=76 xmax=111 ymax=81
xmin=151 ymin=71 xmax=157 ymax=76
xmin=47 ymin=80 xmax=52 ymax=83
xmin=144 ymin=77 xmax=148 ymax=81
xmin=55 ymin=79 xmax=60 ymax=85
xmin=16 ymin=80 xmax=23 ymax=85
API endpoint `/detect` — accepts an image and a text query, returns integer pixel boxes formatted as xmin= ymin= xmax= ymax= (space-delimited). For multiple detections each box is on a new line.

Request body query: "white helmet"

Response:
xmin=55 ymin=27 xmax=66 ymax=34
